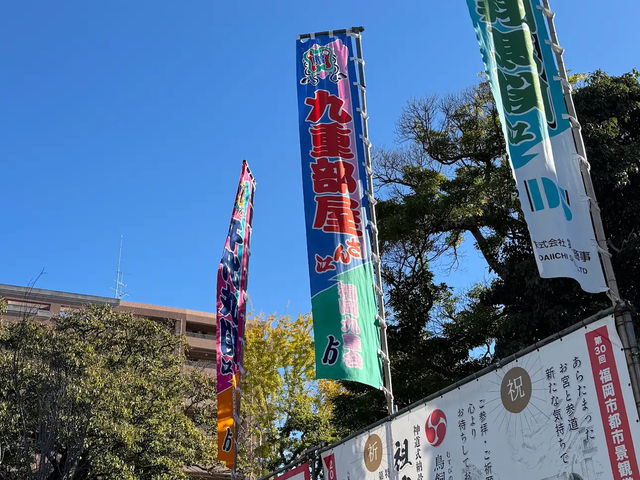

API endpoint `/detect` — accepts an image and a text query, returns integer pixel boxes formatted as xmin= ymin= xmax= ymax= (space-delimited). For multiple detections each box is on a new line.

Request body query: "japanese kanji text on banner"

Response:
xmin=216 ymin=161 xmax=256 ymax=468
xmin=295 ymin=32 xmax=383 ymax=388
xmin=466 ymin=0 xmax=607 ymax=292
xmin=322 ymin=315 xmax=640 ymax=480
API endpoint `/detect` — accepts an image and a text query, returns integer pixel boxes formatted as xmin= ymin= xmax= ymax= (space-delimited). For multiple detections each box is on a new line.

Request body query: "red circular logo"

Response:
xmin=425 ymin=409 xmax=447 ymax=446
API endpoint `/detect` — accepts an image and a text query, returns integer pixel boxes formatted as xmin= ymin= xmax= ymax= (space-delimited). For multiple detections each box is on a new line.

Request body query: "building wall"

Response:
xmin=0 ymin=284 xmax=217 ymax=368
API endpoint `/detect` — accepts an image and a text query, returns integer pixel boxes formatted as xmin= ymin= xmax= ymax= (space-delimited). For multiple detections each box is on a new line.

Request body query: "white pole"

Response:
xmin=350 ymin=28 xmax=395 ymax=416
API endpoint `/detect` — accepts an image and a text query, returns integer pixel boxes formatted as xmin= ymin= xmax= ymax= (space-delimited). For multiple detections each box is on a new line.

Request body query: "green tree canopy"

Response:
xmin=332 ymin=70 xmax=640 ymax=433
xmin=0 ymin=305 xmax=219 ymax=480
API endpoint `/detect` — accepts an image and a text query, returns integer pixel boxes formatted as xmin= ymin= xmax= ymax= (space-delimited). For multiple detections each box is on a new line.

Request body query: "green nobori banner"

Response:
xmin=466 ymin=0 xmax=607 ymax=292
xmin=295 ymin=32 xmax=383 ymax=389
xmin=312 ymin=263 xmax=382 ymax=388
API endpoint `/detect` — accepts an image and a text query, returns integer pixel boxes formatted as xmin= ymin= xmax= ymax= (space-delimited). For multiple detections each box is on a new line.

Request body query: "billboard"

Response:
xmin=295 ymin=32 xmax=383 ymax=388
xmin=466 ymin=0 xmax=607 ymax=292
xmin=322 ymin=315 xmax=640 ymax=480
xmin=216 ymin=161 xmax=256 ymax=468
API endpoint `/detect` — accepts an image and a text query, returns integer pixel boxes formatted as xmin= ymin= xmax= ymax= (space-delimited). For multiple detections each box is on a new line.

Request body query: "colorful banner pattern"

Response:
xmin=296 ymin=32 xmax=383 ymax=388
xmin=322 ymin=315 xmax=640 ymax=480
xmin=466 ymin=0 xmax=607 ymax=292
xmin=216 ymin=161 xmax=256 ymax=468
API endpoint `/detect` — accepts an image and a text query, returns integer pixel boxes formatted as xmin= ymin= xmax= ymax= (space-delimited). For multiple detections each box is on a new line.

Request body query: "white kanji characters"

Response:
xmin=599 ymin=367 xmax=612 ymax=384
xmin=615 ymin=444 xmax=628 ymax=462
xmin=608 ymin=413 xmax=622 ymax=430
xmin=602 ymin=382 xmax=615 ymax=399
xmin=507 ymin=375 xmax=526 ymax=402
xmin=338 ymin=281 xmax=359 ymax=319
xmin=618 ymin=461 xmax=632 ymax=477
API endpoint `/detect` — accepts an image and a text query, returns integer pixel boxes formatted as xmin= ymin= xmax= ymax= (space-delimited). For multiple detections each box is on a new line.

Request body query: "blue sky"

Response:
xmin=2 ymin=0 xmax=638 ymax=317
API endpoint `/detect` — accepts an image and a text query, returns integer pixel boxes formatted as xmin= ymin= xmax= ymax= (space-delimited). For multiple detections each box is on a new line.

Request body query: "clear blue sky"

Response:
xmin=2 ymin=0 xmax=638 ymax=316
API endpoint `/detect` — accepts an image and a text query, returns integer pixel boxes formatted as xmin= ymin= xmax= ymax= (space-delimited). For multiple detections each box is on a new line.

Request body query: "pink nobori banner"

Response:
xmin=216 ymin=160 xmax=256 ymax=468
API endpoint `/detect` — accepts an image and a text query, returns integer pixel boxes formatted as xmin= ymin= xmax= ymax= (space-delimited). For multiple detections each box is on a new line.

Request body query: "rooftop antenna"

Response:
xmin=113 ymin=235 xmax=128 ymax=299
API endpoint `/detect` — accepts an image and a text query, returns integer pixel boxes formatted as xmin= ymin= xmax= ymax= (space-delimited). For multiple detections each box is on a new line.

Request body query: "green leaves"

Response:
xmin=0 ymin=305 xmax=218 ymax=480
xmin=239 ymin=313 xmax=341 ymax=477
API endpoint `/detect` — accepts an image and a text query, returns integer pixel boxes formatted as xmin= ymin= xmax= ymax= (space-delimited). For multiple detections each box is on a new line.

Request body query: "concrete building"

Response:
xmin=0 ymin=283 xmax=228 ymax=480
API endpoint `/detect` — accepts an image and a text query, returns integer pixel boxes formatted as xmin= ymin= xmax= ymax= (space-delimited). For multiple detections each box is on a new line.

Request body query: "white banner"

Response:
xmin=466 ymin=0 xmax=607 ymax=292
xmin=322 ymin=315 xmax=640 ymax=480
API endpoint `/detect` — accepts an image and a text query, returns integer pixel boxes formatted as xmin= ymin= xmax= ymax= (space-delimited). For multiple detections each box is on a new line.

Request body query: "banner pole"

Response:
xmin=231 ymin=381 xmax=237 ymax=480
xmin=310 ymin=450 xmax=318 ymax=480
xmin=540 ymin=0 xmax=640 ymax=414
xmin=616 ymin=304 xmax=640 ymax=411
xmin=350 ymin=28 xmax=395 ymax=416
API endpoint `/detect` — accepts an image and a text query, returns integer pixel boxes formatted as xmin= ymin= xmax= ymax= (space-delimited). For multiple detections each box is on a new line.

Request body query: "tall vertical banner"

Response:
xmin=296 ymin=32 xmax=383 ymax=388
xmin=216 ymin=161 xmax=256 ymax=469
xmin=466 ymin=0 xmax=607 ymax=292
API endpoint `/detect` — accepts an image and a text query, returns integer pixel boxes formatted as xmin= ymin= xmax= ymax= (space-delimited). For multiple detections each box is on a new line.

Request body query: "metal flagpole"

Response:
xmin=540 ymin=0 xmax=640 ymax=413
xmin=231 ymin=381 xmax=237 ymax=480
xmin=349 ymin=27 xmax=395 ymax=416
xmin=231 ymin=313 xmax=247 ymax=480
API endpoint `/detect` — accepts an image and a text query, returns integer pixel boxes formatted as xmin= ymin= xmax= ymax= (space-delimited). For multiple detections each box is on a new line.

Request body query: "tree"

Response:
xmin=239 ymin=313 xmax=342 ymax=479
xmin=332 ymin=70 xmax=640 ymax=433
xmin=572 ymin=71 xmax=640 ymax=307
xmin=0 ymin=305 xmax=219 ymax=480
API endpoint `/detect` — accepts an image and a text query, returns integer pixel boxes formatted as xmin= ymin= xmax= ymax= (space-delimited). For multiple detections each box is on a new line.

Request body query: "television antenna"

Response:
xmin=113 ymin=235 xmax=128 ymax=299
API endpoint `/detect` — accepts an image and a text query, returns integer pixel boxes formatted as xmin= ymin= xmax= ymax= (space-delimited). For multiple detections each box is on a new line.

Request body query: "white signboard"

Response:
xmin=322 ymin=315 xmax=640 ymax=480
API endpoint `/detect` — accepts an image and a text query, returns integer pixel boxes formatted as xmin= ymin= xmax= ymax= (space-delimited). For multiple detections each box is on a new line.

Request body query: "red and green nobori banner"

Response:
xmin=216 ymin=160 xmax=255 ymax=468
xmin=295 ymin=32 xmax=383 ymax=389
xmin=466 ymin=0 xmax=607 ymax=292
